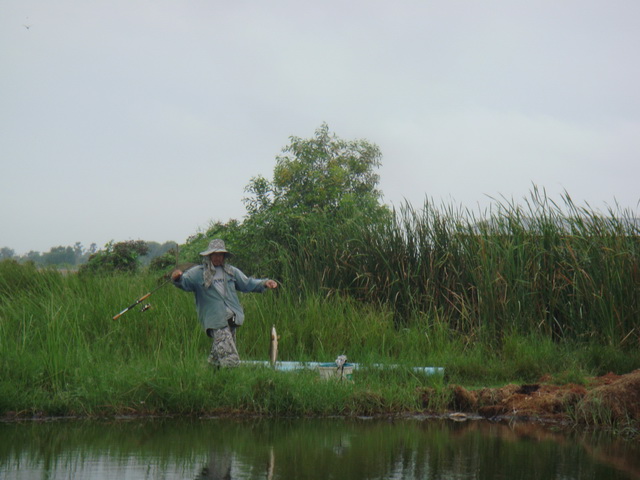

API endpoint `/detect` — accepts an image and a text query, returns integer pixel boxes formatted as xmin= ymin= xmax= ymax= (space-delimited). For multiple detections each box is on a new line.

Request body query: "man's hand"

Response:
xmin=171 ymin=269 xmax=183 ymax=281
xmin=265 ymin=279 xmax=278 ymax=289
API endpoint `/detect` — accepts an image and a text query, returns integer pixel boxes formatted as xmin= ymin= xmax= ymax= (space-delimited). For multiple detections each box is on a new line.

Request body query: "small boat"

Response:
xmin=241 ymin=360 xmax=444 ymax=376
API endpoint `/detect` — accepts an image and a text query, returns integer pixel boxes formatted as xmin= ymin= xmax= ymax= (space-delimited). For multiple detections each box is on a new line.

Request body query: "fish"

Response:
xmin=269 ymin=325 xmax=278 ymax=367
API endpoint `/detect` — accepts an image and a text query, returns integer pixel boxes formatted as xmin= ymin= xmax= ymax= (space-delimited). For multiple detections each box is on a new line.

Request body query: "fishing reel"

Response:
xmin=140 ymin=304 xmax=152 ymax=313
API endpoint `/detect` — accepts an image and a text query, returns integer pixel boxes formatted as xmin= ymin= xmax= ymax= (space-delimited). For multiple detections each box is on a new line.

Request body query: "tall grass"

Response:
xmin=0 ymin=263 xmax=442 ymax=416
xmin=1 ymin=258 xmax=638 ymax=418
xmin=281 ymin=188 xmax=639 ymax=348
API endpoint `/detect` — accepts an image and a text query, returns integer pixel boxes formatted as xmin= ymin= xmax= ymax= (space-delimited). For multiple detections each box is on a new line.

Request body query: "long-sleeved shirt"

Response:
xmin=172 ymin=264 xmax=270 ymax=330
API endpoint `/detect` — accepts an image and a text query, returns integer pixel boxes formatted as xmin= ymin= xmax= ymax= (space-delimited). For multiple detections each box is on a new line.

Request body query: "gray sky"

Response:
xmin=2 ymin=0 xmax=639 ymax=255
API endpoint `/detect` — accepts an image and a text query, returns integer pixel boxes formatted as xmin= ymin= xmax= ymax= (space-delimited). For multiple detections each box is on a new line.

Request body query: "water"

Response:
xmin=1 ymin=417 xmax=638 ymax=479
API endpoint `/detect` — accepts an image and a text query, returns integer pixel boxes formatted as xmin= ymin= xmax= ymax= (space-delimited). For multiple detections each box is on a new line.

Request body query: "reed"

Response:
xmin=279 ymin=188 xmax=639 ymax=349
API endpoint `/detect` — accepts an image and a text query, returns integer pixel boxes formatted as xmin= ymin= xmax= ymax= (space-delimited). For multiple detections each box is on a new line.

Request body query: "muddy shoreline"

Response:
xmin=422 ymin=369 xmax=640 ymax=436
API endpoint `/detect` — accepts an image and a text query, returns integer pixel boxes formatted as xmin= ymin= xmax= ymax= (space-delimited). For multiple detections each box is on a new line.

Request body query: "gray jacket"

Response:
xmin=173 ymin=264 xmax=270 ymax=330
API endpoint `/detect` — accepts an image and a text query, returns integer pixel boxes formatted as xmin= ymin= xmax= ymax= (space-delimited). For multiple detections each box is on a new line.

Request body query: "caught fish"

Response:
xmin=269 ymin=325 xmax=278 ymax=367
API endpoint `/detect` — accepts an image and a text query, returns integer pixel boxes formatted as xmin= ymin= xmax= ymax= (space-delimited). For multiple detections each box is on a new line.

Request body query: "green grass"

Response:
xmin=1 ymin=261 xmax=639 ymax=423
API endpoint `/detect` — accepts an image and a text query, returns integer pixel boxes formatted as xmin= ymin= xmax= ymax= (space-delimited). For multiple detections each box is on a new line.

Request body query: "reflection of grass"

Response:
xmin=0 ymin=260 xmax=638 ymax=428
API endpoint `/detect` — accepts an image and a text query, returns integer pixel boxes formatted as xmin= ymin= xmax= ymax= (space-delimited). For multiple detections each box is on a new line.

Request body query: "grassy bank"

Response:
xmin=1 ymin=262 xmax=638 ymax=430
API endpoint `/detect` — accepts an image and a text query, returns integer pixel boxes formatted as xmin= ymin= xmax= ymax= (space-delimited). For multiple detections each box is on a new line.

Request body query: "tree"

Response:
xmin=42 ymin=246 xmax=76 ymax=266
xmin=79 ymin=240 xmax=149 ymax=274
xmin=0 ymin=247 xmax=15 ymax=260
xmin=144 ymin=241 xmax=180 ymax=270
xmin=245 ymin=123 xmax=385 ymax=217
xmin=240 ymin=123 xmax=390 ymax=277
xmin=24 ymin=250 xmax=43 ymax=265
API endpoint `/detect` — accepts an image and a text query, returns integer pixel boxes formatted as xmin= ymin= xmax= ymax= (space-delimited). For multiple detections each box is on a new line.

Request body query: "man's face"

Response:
xmin=210 ymin=252 xmax=225 ymax=266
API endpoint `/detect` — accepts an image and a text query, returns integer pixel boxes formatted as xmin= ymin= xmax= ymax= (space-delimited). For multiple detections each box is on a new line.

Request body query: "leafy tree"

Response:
xmin=0 ymin=247 xmax=15 ymax=260
xmin=240 ymin=123 xmax=389 ymax=277
xmin=73 ymin=242 xmax=83 ymax=257
xmin=79 ymin=240 xmax=149 ymax=274
xmin=77 ymin=243 xmax=98 ymax=264
xmin=140 ymin=241 xmax=178 ymax=266
xmin=42 ymin=246 xmax=76 ymax=266
xmin=24 ymin=251 xmax=43 ymax=265
xmin=245 ymin=122 xmax=384 ymax=218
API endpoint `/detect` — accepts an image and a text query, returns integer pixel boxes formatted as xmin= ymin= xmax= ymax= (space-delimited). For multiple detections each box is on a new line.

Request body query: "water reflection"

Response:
xmin=1 ymin=417 xmax=638 ymax=479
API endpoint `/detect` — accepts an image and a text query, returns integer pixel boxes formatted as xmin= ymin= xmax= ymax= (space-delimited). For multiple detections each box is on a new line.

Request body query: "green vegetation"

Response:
xmin=80 ymin=240 xmax=154 ymax=274
xmin=0 ymin=257 xmax=638 ymax=425
xmin=0 ymin=240 xmax=177 ymax=270
xmin=1 ymin=125 xmax=638 ymax=434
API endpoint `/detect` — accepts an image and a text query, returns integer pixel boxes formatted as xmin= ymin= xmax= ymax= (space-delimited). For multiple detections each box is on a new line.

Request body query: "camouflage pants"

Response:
xmin=206 ymin=325 xmax=239 ymax=368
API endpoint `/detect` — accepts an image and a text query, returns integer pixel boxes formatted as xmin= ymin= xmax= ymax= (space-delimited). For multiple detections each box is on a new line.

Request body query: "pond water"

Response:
xmin=1 ymin=417 xmax=638 ymax=479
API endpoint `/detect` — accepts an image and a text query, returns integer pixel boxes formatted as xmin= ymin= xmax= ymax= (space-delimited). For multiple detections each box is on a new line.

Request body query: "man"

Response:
xmin=171 ymin=239 xmax=277 ymax=367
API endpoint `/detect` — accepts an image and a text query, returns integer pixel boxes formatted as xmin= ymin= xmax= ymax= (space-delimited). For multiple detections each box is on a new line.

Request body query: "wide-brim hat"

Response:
xmin=199 ymin=239 xmax=233 ymax=257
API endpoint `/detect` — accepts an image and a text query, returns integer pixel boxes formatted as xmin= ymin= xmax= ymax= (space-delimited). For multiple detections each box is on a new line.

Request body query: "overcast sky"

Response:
xmin=2 ymin=1 xmax=639 ymax=255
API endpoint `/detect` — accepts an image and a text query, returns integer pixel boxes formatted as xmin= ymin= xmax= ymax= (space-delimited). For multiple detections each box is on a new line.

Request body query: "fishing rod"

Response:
xmin=112 ymin=279 xmax=172 ymax=320
xmin=112 ymin=262 xmax=198 ymax=320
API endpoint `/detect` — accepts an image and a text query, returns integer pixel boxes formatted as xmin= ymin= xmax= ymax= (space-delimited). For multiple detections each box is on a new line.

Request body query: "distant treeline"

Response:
xmin=0 ymin=241 xmax=177 ymax=269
